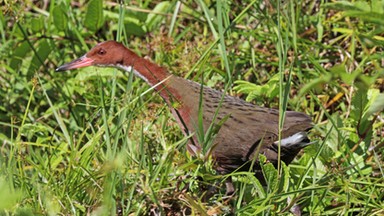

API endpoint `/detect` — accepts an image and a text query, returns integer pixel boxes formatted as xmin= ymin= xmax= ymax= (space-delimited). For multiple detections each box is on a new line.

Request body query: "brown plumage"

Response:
xmin=57 ymin=41 xmax=313 ymax=191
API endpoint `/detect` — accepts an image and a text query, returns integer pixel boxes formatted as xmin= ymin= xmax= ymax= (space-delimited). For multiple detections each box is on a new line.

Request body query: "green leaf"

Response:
xmin=299 ymin=72 xmax=332 ymax=96
xmin=323 ymin=2 xmax=359 ymax=12
xmin=351 ymin=87 xmax=368 ymax=121
xmin=350 ymin=87 xmax=379 ymax=135
xmin=52 ymin=4 xmax=68 ymax=31
xmin=146 ymin=1 xmax=171 ymax=31
xmin=330 ymin=64 xmax=359 ymax=85
xmin=125 ymin=22 xmax=146 ymax=36
xmin=234 ymin=74 xmax=280 ymax=102
xmin=31 ymin=16 xmax=45 ymax=33
xmin=28 ymin=39 xmax=53 ymax=77
xmin=84 ymin=0 xmax=104 ymax=32
xmin=10 ymin=41 xmax=31 ymax=71
xmin=324 ymin=1 xmax=384 ymax=25
xmin=233 ymin=80 xmax=259 ymax=94
xmin=103 ymin=10 xmax=146 ymax=36
xmin=278 ymin=162 xmax=289 ymax=192
xmin=262 ymin=162 xmax=278 ymax=192
xmin=260 ymin=154 xmax=279 ymax=193
xmin=344 ymin=11 xmax=384 ymax=25
xmin=0 ymin=177 xmax=22 ymax=210
xmin=365 ymin=90 xmax=384 ymax=117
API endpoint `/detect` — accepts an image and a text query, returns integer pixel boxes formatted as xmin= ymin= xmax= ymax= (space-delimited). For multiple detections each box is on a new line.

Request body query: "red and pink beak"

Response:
xmin=56 ymin=55 xmax=94 ymax=71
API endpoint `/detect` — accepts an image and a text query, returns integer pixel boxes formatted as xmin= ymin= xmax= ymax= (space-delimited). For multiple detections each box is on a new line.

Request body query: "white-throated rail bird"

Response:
xmin=56 ymin=41 xmax=313 ymax=194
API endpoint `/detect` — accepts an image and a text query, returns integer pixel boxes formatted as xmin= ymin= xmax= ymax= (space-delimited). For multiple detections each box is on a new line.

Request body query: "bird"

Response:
xmin=56 ymin=40 xmax=313 ymax=194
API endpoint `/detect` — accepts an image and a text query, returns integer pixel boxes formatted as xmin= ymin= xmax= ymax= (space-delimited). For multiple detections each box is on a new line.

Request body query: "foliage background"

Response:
xmin=1 ymin=0 xmax=384 ymax=215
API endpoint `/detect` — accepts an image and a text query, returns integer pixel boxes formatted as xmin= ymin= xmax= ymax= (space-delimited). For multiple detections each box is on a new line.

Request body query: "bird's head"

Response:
xmin=56 ymin=41 xmax=129 ymax=71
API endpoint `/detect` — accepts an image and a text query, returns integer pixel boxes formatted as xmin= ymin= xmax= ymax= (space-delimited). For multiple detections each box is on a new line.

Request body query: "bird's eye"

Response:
xmin=98 ymin=48 xmax=106 ymax=55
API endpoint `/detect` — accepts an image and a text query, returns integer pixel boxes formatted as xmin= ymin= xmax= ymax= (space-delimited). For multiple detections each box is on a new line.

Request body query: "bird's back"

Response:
xmin=167 ymin=76 xmax=312 ymax=174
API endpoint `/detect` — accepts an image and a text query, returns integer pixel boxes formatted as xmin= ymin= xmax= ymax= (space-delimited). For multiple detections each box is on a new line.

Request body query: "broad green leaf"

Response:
xmin=323 ymin=2 xmax=358 ymax=11
xmin=84 ymin=0 xmax=104 ymax=32
xmin=351 ymin=87 xmax=368 ymax=122
xmin=350 ymin=87 xmax=380 ymax=135
xmin=344 ymin=11 xmax=384 ymax=25
xmin=11 ymin=22 xmax=24 ymax=38
xmin=104 ymin=10 xmax=144 ymax=23
xmin=31 ymin=16 xmax=45 ymax=33
xmin=52 ymin=4 xmax=68 ymax=31
xmin=341 ymin=70 xmax=360 ymax=85
xmin=262 ymin=162 xmax=278 ymax=193
xmin=259 ymin=154 xmax=279 ymax=193
xmin=325 ymin=1 xmax=384 ymax=13
xmin=103 ymin=8 xmax=148 ymax=41
xmin=103 ymin=10 xmax=146 ymax=36
xmin=365 ymin=90 xmax=384 ymax=117
xmin=307 ymin=139 xmax=334 ymax=164
xmin=329 ymin=64 xmax=361 ymax=85
xmin=324 ymin=1 xmax=384 ymax=25
xmin=299 ymin=72 xmax=332 ymax=96
xmin=125 ymin=22 xmax=146 ymax=36
xmin=28 ymin=39 xmax=53 ymax=77
xmin=10 ymin=41 xmax=30 ymax=71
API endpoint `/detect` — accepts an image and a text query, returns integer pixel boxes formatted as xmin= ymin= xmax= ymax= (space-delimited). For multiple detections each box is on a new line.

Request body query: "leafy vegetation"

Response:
xmin=1 ymin=0 xmax=384 ymax=215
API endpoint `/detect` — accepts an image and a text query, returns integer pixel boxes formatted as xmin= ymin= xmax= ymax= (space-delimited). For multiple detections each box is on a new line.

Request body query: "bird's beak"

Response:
xmin=56 ymin=55 xmax=94 ymax=72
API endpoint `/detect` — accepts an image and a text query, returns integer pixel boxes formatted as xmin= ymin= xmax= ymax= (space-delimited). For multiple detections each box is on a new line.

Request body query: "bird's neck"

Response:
xmin=116 ymin=48 xmax=180 ymax=102
xmin=116 ymin=49 xmax=196 ymax=143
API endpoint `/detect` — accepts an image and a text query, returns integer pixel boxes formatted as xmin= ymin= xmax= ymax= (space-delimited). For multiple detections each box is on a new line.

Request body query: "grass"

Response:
xmin=1 ymin=0 xmax=384 ymax=215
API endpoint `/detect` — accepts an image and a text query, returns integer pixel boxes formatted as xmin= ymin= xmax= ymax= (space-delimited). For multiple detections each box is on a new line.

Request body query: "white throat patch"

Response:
xmin=116 ymin=64 xmax=148 ymax=83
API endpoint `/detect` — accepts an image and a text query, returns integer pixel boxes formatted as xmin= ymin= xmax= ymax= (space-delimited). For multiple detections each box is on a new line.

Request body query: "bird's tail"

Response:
xmin=275 ymin=132 xmax=313 ymax=149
